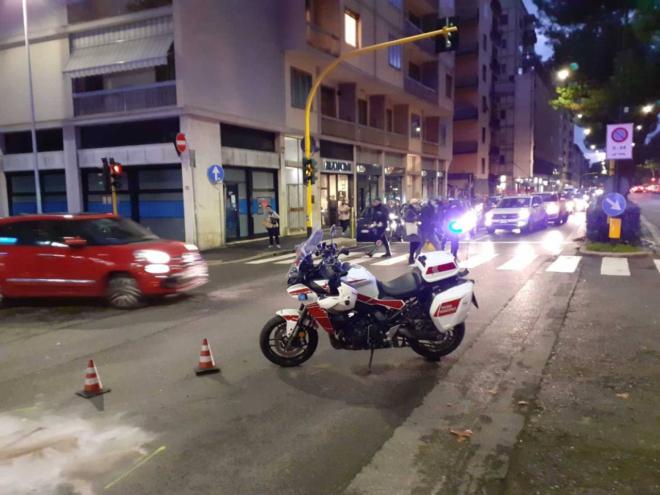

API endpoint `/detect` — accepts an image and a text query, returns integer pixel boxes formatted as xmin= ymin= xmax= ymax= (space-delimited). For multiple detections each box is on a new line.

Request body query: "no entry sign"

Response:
xmin=606 ymin=123 xmax=633 ymax=160
xmin=175 ymin=132 xmax=187 ymax=155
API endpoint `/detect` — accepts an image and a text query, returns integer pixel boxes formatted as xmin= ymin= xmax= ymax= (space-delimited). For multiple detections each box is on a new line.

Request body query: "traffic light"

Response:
xmin=436 ymin=17 xmax=459 ymax=53
xmin=303 ymin=157 xmax=317 ymax=185
xmin=101 ymin=158 xmax=123 ymax=190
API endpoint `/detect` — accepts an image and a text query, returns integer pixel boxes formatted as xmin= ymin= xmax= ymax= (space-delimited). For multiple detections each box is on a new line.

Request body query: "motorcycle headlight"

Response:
xmin=518 ymin=209 xmax=530 ymax=220
xmin=546 ymin=203 xmax=560 ymax=215
xmin=134 ymin=250 xmax=171 ymax=264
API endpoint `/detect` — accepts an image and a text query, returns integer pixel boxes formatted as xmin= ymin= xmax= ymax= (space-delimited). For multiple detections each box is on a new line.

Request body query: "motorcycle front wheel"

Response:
xmin=409 ymin=323 xmax=465 ymax=361
xmin=259 ymin=316 xmax=318 ymax=367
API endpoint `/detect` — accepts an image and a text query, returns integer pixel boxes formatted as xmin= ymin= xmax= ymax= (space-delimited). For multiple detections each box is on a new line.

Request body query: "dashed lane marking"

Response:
xmin=600 ymin=257 xmax=630 ymax=276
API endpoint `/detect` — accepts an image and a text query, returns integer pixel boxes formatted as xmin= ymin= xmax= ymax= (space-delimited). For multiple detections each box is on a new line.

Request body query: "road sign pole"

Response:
xmin=111 ymin=182 xmax=118 ymax=215
xmin=302 ymin=25 xmax=457 ymax=234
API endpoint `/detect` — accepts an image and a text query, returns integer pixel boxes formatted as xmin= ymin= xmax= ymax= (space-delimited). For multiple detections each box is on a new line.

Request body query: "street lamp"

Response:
xmin=590 ymin=144 xmax=596 ymax=150
xmin=636 ymin=124 xmax=643 ymax=131
xmin=556 ymin=68 xmax=570 ymax=81
xmin=584 ymin=128 xmax=592 ymax=136
xmin=642 ymin=104 xmax=654 ymax=114
xmin=576 ymin=113 xmax=583 ymax=119
xmin=21 ymin=0 xmax=42 ymax=213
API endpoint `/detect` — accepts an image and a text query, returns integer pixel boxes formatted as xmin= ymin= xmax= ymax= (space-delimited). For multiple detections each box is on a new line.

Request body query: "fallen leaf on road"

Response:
xmin=450 ymin=429 xmax=473 ymax=442
xmin=517 ymin=401 xmax=529 ymax=406
xmin=487 ymin=388 xmax=497 ymax=395
xmin=615 ymin=393 xmax=629 ymax=399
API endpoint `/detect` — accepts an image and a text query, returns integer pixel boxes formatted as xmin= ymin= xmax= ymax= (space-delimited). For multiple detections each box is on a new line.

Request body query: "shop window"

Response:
xmin=3 ymin=128 xmax=63 ymax=154
xmin=79 ymin=118 xmax=178 ymax=149
xmin=344 ymin=10 xmax=359 ymax=47
xmin=321 ymin=86 xmax=337 ymax=117
xmin=6 ymin=171 xmax=67 ymax=215
xmin=291 ymin=67 xmax=312 ymax=109
xmin=358 ymin=99 xmax=368 ymax=126
xmin=410 ymin=114 xmax=421 ymax=139
xmin=445 ymin=74 xmax=453 ymax=99
xmin=221 ymin=124 xmax=276 ymax=152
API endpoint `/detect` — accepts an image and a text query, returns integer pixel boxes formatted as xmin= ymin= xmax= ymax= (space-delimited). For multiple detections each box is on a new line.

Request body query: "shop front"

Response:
xmin=384 ymin=168 xmax=404 ymax=204
xmin=223 ymin=166 xmax=279 ymax=241
xmin=356 ymin=163 xmax=381 ymax=214
xmin=5 ymin=170 xmax=68 ymax=214
xmin=320 ymin=159 xmax=353 ymax=229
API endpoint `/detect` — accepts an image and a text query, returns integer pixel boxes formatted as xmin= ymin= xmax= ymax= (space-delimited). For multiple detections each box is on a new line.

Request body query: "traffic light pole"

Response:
xmin=302 ymin=25 xmax=458 ymax=235
xmin=111 ymin=182 xmax=118 ymax=216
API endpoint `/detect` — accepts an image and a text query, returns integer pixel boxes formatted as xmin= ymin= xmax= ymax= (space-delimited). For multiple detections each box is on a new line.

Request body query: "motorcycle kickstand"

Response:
xmin=367 ymin=347 xmax=375 ymax=372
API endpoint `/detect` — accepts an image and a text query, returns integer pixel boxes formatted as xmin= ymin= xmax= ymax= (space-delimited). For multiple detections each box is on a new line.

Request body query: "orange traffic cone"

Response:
xmin=195 ymin=338 xmax=220 ymax=375
xmin=76 ymin=359 xmax=111 ymax=398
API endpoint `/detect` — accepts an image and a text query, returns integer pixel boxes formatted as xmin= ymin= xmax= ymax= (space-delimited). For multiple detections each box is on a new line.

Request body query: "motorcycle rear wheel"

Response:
xmin=409 ymin=323 xmax=465 ymax=361
xmin=259 ymin=316 xmax=318 ymax=367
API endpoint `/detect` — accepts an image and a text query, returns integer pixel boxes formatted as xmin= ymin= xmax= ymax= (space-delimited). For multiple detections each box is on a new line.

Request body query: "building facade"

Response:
xmin=0 ymin=0 xmax=455 ymax=249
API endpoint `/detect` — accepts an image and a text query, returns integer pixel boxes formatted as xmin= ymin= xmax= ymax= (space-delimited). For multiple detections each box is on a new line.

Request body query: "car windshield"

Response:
xmin=75 ymin=218 xmax=159 ymax=245
xmin=498 ymin=197 xmax=531 ymax=208
xmin=536 ymin=194 xmax=557 ymax=202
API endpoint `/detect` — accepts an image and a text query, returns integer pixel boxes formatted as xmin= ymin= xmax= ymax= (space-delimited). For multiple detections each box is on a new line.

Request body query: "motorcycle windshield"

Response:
xmin=287 ymin=228 xmax=323 ymax=279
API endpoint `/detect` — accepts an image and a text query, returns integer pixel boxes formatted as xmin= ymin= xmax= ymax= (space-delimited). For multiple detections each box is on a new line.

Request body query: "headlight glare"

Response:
xmin=135 ymin=250 xmax=171 ymax=264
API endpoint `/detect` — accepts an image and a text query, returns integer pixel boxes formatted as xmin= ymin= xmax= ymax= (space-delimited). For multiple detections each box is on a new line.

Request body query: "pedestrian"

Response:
xmin=414 ymin=199 xmax=442 ymax=257
xmin=441 ymin=199 xmax=463 ymax=259
xmin=262 ymin=204 xmax=281 ymax=248
xmin=367 ymin=198 xmax=392 ymax=258
xmin=338 ymin=200 xmax=351 ymax=236
xmin=402 ymin=198 xmax=421 ymax=264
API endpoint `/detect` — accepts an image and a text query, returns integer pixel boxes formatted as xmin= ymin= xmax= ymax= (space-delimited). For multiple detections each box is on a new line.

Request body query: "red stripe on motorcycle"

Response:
xmin=282 ymin=315 xmax=299 ymax=321
xmin=289 ymin=287 xmax=312 ymax=295
xmin=306 ymin=303 xmax=334 ymax=333
xmin=433 ymin=298 xmax=462 ymax=317
xmin=425 ymin=262 xmax=457 ymax=275
xmin=357 ymin=293 xmax=405 ymax=310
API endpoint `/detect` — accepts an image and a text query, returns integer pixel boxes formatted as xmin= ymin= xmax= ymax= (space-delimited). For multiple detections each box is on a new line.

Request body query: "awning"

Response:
xmin=63 ymin=34 xmax=173 ymax=78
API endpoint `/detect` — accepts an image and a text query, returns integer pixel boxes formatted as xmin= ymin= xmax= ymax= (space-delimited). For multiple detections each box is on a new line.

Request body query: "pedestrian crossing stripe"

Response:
xmin=546 ymin=255 xmax=582 ymax=273
xmin=600 ymin=257 xmax=630 ymax=276
xmin=497 ymin=253 xmax=537 ymax=271
xmin=247 ymin=253 xmax=297 ymax=264
xmin=371 ymin=254 xmax=410 ymax=266
xmin=459 ymin=252 xmax=498 ymax=269
xmin=654 ymin=259 xmax=660 ymax=273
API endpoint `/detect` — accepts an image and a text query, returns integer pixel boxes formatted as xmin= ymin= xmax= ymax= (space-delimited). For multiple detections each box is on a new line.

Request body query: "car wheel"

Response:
xmin=107 ymin=275 xmax=143 ymax=309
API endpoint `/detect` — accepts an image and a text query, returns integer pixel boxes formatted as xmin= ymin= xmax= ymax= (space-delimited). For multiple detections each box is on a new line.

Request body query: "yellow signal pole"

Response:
xmin=303 ymin=26 xmax=458 ymax=234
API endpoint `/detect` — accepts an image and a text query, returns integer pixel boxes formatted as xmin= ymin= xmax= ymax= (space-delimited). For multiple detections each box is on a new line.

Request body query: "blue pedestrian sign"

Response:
xmin=207 ymin=164 xmax=224 ymax=185
xmin=602 ymin=192 xmax=626 ymax=217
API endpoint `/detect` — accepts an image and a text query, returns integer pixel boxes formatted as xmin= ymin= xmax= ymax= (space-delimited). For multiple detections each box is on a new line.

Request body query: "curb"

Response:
xmin=578 ymin=245 xmax=652 ymax=258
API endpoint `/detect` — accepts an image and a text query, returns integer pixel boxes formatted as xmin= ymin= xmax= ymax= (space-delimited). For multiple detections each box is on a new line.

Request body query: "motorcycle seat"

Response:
xmin=377 ymin=271 xmax=424 ymax=299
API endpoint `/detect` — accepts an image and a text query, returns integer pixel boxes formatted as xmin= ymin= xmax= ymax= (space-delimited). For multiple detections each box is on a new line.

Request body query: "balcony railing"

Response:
xmin=422 ymin=141 xmax=439 ymax=155
xmin=404 ymin=76 xmax=438 ymax=104
xmin=306 ymin=22 xmax=340 ymax=57
xmin=453 ymin=141 xmax=478 ymax=154
xmin=404 ymin=19 xmax=435 ymax=55
xmin=321 ymin=117 xmax=409 ymax=151
xmin=73 ymin=81 xmax=176 ymax=116
xmin=455 ymin=75 xmax=479 ymax=89
xmin=453 ymin=104 xmax=479 ymax=121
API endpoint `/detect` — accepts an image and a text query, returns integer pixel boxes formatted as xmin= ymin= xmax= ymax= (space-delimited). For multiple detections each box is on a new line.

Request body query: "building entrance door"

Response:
xmin=225 ymin=183 xmax=240 ymax=241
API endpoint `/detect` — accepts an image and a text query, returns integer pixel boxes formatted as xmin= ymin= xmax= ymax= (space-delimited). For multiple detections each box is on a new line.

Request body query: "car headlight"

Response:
xmin=135 ymin=250 xmax=171 ymax=264
xmin=546 ymin=203 xmax=559 ymax=215
xmin=144 ymin=264 xmax=170 ymax=274
xmin=389 ymin=213 xmax=397 ymax=220
xmin=518 ymin=210 xmax=530 ymax=220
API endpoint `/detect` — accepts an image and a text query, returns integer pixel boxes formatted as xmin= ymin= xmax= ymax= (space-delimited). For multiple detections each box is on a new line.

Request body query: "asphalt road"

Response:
xmin=1 ymin=212 xmax=658 ymax=495
xmin=632 ymin=191 xmax=660 ymax=244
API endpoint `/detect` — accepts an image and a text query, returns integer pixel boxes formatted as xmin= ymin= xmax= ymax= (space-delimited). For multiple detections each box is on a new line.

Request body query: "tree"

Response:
xmin=535 ymin=0 xmax=660 ymax=152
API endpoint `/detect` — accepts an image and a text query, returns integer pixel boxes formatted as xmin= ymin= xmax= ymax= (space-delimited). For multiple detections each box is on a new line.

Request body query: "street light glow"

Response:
xmin=577 ymin=113 xmax=583 ymax=119
xmin=584 ymin=128 xmax=592 ymax=136
xmin=590 ymin=144 xmax=596 ymax=150
xmin=636 ymin=124 xmax=642 ymax=130
xmin=642 ymin=104 xmax=654 ymax=114
xmin=556 ymin=68 xmax=570 ymax=81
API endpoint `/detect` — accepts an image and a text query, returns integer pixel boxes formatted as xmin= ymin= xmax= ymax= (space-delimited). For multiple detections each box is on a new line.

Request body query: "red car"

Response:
xmin=0 ymin=214 xmax=208 ymax=309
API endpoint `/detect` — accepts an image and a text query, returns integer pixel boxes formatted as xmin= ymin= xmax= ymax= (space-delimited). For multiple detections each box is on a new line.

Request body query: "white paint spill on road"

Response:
xmin=0 ymin=412 xmax=154 ymax=495
xmin=546 ymin=255 xmax=582 ymax=273
xmin=600 ymin=257 xmax=630 ymax=276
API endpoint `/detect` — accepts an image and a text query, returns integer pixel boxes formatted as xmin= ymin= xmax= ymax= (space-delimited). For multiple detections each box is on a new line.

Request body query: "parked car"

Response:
xmin=0 ymin=214 xmax=208 ymax=309
xmin=484 ymin=196 xmax=547 ymax=234
xmin=532 ymin=192 xmax=569 ymax=225
xmin=630 ymin=185 xmax=645 ymax=193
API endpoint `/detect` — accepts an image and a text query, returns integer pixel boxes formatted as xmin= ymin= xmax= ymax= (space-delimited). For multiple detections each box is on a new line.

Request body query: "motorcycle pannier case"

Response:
xmin=415 ymin=251 xmax=459 ymax=283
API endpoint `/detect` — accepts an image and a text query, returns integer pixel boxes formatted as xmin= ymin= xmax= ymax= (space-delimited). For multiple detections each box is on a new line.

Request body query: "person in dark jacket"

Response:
xmin=367 ymin=198 xmax=391 ymax=257
xmin=441 ymin=199 xmax=464 ymax=258
xmin=414 ymin=199 xmax=442 ymax=257
xmin=402 ymin=198 xmax=421 ymax=264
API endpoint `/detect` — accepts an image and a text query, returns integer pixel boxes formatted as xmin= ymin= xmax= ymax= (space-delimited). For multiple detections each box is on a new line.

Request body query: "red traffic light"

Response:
xmin=652 ymin=177 xmax=657 ymax=182
xmin=110 ymin=164 xmax=122 ymax=176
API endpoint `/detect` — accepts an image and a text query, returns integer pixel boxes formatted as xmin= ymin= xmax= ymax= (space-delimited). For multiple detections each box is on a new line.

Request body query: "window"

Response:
xmin=386 ymin=109 xmax=393 ymax=132
xmin=79 ymin=118 xmax=178 ymax=149
xmin=3 ymin=129 xmax=63 ymax=154
xmin=500 ymin=155 xmax=506 ymax=165
xmin=482 ymin=34 xmax=487 ymax=51
xmin=411 ymin=114 xmax=421 ymax=138
xmin=344 ymin=10 xmax=359 ymax=47
xmin=482 ymin=65 xmax=487 ymax=82
xmin=500 ymin=110 xmax=506 ymax=119
xmin=358 ymin=99 xmax=368 ymax=126
xmin=388 ymin=0 xmax=402 ymax=10
xmin=291 ymin=67 xmax=312 ymax=109
xmin=445 ymin=74 xmax=453 ymax=99
xmin=500 ymin=14 xmax=508 ymax=25
xmin=481 ymin=158 xmax=486 ymax=175
xmin=321 ymin=86 xmax=336 ymax=117
xmin=482 ymin=96 xmax=488 ymax=113
xmin=409 ymin=62 xmax=421 ymax=81
xmin=501 ymin=38 xmax=507 ymax=48
xmin=221 ymin=124 xmax=276 ymax=152
xmin=440 ymin=124 xmax=447 ymax=146
xmin=388 ymin=35 xmax=402 ymax=69
xmin=481 ymin=127 xmax=486 ymax=144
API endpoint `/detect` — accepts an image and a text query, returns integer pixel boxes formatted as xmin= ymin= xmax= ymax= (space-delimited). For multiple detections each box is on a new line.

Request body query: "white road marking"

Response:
xmin=273 ymin=251 xmax=364 ymax=265
xmin=654 ymin=259 xmax=660 ymax=273
xmin=346 ymin=256 xmax=374 ymax=266
xmin=371 ymin=254 xmax=410 ymax=266
xmin=246 ymin=253 xmax=296 ymax=264
xmin=497 ymin=254 xmax=537 ymax=271
xmin=546 ymin=255 xmax=582 ymax=273
xmin=460 ymin=252 xmax=498 ymax=269
xmin=600 ymin=257 xmax=630 ymax=276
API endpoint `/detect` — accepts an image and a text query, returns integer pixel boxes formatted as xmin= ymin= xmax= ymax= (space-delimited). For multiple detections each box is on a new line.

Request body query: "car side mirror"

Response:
xmin=64 ymin=237 xmax=87 ymax=248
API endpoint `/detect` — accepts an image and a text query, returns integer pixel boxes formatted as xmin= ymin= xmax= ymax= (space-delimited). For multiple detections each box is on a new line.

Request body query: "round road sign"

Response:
xmin=175 ymin=133 xmax=187 ymax=154
xmin=611 ymin=127 xmax=628 ymax=143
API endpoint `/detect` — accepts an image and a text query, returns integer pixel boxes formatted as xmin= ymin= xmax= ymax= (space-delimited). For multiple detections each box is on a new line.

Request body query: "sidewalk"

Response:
xmin=202 ymin=233 xmax=358 ymax=264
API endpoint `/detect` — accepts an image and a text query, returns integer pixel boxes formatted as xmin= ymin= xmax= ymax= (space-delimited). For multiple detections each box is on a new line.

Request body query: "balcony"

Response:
xmin=404 ymin=19 xmax=435 ymax=55
xmin=321 ymin=117 xmax=409 ymax=151
xmin=457 ymin=9 xmax=479 ymax=24
xmin=404 ymin=76 xmax=438 ymax=104
xmin=73 ymin=81 xmax=176 ymax=117
xmin=422 ymin=141 xmax=439 ymax=155
xmin=453 ymin=141 xmax=478 ymax=154
xmin=456 ymin=41 xmax=479 ymax=56
xmin=321 ymin=116 xmax=356 ymax=140
xmin=306 ymin=22 xmax=340 ymax=57
xmin=453 ymin=104 xmax=478 ymax=121
xmin=455 ymin=75 xmax=479 ymax=89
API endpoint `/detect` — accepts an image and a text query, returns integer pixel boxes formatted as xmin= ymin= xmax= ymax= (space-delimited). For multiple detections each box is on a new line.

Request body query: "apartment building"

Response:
xmin=449 ymin=0 xmax=500 ymax=196
xmin=0 ymin=0 xmax=455 ymax=248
